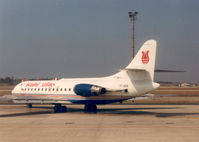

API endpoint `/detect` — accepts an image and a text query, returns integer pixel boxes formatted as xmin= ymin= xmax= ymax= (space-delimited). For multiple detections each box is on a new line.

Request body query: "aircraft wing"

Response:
xmin=12 ymin=100 xmax=72 ymax=104
xmin=0 ymin=95 xmax=15 ymax=101
xmin=0 ymin=95 xmax=73 ymax=104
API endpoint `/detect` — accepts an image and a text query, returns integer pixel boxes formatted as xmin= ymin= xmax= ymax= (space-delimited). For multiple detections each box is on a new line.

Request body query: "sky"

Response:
xmin=0 ymin=0 xmax=199 ymax=83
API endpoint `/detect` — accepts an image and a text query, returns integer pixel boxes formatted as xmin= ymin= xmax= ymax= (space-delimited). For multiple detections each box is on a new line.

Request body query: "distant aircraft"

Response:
xmin=1 ymin=40 xmax=160 ymax=112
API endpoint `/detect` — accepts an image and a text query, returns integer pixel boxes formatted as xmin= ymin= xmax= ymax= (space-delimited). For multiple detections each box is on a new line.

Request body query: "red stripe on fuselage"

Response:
xmin=13 ymin=94 xmax=84 ymax=98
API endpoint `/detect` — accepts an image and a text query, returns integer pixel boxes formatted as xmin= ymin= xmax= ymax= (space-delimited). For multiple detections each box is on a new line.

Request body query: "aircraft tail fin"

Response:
xmin=125 ymin=40 xmax=157 ymax=81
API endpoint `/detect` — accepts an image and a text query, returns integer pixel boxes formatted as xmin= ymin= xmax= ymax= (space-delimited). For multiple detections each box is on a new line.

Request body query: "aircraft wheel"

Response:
xmin=54 ymin=106 xmax=60 ymax=113
xmin=84 ymin=104 xmax=97 ymax=113
xmin=27 ymin=104 xmax=32 ymax=108
xmin=61 ymin=106 xmax=67 ymax=112
xmin=54 ymin=104 xmax=61 ymax=113
xmin=54 ymin=104 xmax=67 ymax=113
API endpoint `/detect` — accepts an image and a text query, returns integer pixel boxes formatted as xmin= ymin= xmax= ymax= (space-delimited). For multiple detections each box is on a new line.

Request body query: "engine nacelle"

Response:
xmin=73 ymin=84 xmax=106 ymax=97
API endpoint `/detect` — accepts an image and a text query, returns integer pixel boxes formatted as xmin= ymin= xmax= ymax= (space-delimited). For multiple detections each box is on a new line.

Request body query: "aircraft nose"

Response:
xmin=152 ymin=82 xmax=160 ymax=89
xmin=11 ymin=83 xmax=21 ymax=94
xmin=11 ymin=86 xmax=16 ymax=94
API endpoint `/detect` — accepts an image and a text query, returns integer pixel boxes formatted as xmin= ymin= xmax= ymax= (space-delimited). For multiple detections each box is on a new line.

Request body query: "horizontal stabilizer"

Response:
xmin=122 ymin=68 xmax=146 ymax=72
xmin=155 ymin=69 xmax=185 ymax=73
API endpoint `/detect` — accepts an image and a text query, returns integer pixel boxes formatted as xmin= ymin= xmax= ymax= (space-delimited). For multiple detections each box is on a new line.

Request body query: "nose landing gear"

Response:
xmin=27 ymin=104 xmax=32 ymax=108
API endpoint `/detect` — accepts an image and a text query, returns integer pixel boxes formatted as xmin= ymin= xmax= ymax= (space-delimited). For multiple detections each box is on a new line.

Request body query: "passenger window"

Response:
xmin=45 ymin=88 xmax=47 ymax=91
xmin=64 ymin=88 xmax=67 ymax=91
xmin=52 ymin=88 xmax=55 ymax=91
xmin=49 ymin=88 xmax=51 ymax=91
xmin=41 ymin=88 xmax=43 ymax=91
xmin=31 ymin=88 xmax=33 ymax=91
xmin=38 ymin=88 xmax=40 ymax=91
xmin=60 ymin=88 xmax=62 ymax=91
xmin=56 ymin=88 xmax=59 ymax=91
xmin=69 ymin=88 xmax=71 ymax=91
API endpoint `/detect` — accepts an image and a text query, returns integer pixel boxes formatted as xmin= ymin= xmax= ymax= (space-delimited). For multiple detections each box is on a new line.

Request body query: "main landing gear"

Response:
xmin=54 ymin=104 xmax=67 ymax=113
xmin=84 ymin=104 xmax=97 ymax=112
xmin=53 ymin=104 xmax=97 ymax=113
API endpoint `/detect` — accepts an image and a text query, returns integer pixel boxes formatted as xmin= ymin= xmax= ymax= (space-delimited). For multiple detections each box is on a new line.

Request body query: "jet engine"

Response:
xmin=74 ymin=84 xmax=106 ymax=97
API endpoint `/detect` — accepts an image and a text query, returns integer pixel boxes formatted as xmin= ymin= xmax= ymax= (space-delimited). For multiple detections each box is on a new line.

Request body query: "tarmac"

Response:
xmin=0 ymin=104 xmax=199 ymax=142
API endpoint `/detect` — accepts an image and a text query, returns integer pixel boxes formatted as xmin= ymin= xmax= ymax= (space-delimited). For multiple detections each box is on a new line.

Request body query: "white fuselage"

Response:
xmin=11 ymin=71 xmax=159 ymax=105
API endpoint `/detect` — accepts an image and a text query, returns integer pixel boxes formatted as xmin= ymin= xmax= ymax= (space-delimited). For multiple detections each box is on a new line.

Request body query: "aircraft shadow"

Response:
xmin=98 ymin=108 xmax=199 ymax=118
xmin=67 ymin=107 xmax=199 ymax=117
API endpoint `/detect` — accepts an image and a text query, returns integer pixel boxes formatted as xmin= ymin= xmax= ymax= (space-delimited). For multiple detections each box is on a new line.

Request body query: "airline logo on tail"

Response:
xmin=141 ymin=50 xmax=149 ymax=64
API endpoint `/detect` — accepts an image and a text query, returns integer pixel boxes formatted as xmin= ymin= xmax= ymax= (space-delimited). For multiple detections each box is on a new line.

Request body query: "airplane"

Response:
xmin=1 ymin=40 xmax=160 ymax=112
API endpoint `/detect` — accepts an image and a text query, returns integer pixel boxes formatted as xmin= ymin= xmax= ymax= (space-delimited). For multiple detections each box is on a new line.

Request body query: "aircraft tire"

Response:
xmin=27 ymin=104 xmax=32 ymax=108
xmin=61 ymin=106 xmax=67 ymax=112
xmin=54 ymin=105 xmax=67 ymax=113
xmin=54 ymin=104 xmax=61 ymax=113
xmin=54 ymin=106 xmax=60 ymax=113
xmin=84 ymin=104 xmax=97 ymax=113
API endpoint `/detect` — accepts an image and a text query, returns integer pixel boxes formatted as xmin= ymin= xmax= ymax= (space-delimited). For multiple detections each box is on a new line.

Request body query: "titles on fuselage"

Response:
xmin=25 ymin=82 xmax=55 ymax=87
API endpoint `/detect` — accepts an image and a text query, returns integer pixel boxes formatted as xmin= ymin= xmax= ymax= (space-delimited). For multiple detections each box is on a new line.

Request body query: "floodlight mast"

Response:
xmin=128 ymin=11 xmax=138 ymax=58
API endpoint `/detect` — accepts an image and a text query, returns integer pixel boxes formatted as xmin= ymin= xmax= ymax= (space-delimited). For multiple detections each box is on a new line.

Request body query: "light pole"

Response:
xmin=128 ymin=11 xmax=138 ymax=58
